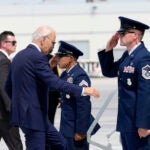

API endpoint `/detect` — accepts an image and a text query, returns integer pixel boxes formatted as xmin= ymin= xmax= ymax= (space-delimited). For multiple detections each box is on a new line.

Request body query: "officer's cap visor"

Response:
xmin=55 ymin=52 xmax=69 ymax=57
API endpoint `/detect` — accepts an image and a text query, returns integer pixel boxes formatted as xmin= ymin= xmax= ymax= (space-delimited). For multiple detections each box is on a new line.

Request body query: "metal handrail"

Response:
xmin=87 ymin=89 xmax=117 ymax=150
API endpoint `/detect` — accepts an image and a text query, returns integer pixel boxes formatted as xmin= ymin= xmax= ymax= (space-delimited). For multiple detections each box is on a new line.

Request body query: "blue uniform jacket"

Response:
xmin=5 ymin=44 xmax=82 ymax=131
xmin=98 ymin=42 xmax=150 ymax=132
xmin=60 ymin=64 xmax=100 ymax=137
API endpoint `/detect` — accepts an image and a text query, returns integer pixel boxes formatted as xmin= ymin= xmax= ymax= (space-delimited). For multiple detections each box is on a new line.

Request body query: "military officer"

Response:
xmin=55 ymin=41 xmax=100 ymax=150
xmin=98 ymin=16 xmax=150 ymax=150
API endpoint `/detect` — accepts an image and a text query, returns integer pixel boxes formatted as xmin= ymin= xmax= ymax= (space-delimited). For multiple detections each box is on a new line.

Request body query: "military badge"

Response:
xmin=79 ymin=80 xmax=88 ymax=87
xmin=142 ymin=65 xmax=150 ymax=79
xmin=66 ymin=94 xmax=70 ymax=99
xmin=127 ymin=78 xmax=132 ymax=86
xmin=123 ymin=66 xmax=135 ymax=73
xmin=66 ymin=76 xmax=73 ymax=99
xmin=130 ymin=62 xmax=133 ymax=66
xmin=123 ymin=66 xmax=128 ymax=72
xmin=67 ymin=76 xmax=73 ymax=83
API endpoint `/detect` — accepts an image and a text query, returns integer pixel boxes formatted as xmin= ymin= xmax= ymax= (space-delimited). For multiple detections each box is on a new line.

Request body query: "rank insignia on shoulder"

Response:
xmin=142 ymin=65 xmax=150 ymax=79
xmin=79 ymin=80 xmax=88 ymax=87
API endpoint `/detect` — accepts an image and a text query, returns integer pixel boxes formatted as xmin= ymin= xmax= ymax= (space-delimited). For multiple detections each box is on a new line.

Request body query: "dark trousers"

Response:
xmin=0 ymin=120 xmax=23 ymax=150
xmin=120 ymin=132 xmax=148 ymax=150
xmin=48 ymin=91 xmax=59 ymax=124
xmin=64 ymin=137 xmax=89 ymax=150
xmin=21 ymin=123 xmax=67 ymax=150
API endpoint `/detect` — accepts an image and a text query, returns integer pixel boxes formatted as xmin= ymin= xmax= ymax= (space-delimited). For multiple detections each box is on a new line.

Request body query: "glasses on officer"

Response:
xmin=5 ymin=40 xmax=17 ymax=46
xmin=118 ymin=30 xmax=135 ymax=36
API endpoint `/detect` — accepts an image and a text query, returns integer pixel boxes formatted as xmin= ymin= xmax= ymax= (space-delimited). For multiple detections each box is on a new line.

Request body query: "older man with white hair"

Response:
xmin=5 ymin=25 xmax=100 ymax=150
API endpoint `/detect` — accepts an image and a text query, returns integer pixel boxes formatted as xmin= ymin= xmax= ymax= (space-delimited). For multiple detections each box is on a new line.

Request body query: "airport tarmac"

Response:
xmin=0 ymin=77 xmax=122 ymax=150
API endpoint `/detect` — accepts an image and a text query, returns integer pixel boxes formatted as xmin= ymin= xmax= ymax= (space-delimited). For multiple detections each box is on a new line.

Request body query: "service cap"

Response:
xmin=56 ymin=41 xmax=83 ymax=59
xmin=118 ymin=16 xmax=149 ymax=32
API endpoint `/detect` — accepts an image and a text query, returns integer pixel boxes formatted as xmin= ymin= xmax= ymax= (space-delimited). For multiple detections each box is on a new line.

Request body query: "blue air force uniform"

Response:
xmin=56 ymin=41 xmax=100 ymax=150
xmin=98 ymin=17 xmax=150 ymax=150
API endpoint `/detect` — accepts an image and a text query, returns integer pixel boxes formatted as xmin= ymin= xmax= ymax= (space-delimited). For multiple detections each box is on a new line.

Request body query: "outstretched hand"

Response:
xmin=84 ymin=87 xmax=100 ymax=98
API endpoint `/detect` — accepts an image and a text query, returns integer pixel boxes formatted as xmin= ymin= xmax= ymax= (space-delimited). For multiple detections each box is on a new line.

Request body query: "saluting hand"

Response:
xmin=106 ymin=32 xmax=119 ymax=52
xmin=49 ymin=55 xmax=59 ymax=69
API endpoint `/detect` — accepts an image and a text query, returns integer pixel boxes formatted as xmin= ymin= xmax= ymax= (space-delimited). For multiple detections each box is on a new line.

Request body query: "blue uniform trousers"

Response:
xmin=21 ymin=125 xmax=67 ymax=150
xmin=65 ymin=137 xmax=89 ymax=150
xmin=120 ymin=132 xmax=148 ymax=150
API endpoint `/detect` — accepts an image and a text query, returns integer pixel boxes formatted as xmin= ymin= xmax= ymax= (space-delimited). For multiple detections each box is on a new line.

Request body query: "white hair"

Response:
xmin=32 ymin=25 xmax=55 ymax=41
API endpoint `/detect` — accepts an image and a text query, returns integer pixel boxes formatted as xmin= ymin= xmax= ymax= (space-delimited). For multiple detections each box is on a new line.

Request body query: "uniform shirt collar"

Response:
xmin=129 ymin=42 xmax=141 ymax=55
xmin=30 ymin=42 xmax=41 ymax=52
xmin=0 ymin=49 xmax=9 ymax=58
xmin=67 ymin=63 xmax=77 ymax=73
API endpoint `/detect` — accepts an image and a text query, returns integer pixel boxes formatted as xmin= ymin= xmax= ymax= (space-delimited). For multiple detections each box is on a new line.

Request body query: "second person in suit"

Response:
xmin=0 ymin=31 xmax=23 ymax=150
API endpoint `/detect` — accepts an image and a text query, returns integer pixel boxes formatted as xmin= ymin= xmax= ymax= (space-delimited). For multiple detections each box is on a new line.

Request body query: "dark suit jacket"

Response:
xmin=0 ymin=51 xmax=10 ymax=120
xmin=5 ymin=44 xmax=82 ymax=131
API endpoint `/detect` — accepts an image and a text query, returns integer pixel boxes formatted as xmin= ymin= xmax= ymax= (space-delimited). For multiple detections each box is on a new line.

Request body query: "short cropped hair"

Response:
xmin=0 ymin=31 xmax=15 ymax=42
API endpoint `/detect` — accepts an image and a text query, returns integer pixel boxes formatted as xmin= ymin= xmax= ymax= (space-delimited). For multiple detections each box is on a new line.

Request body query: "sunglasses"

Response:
xmin=119 ymin=31 xmax=135 ymax=36
xmin=5 ymin=40 xmax=17 ymax=46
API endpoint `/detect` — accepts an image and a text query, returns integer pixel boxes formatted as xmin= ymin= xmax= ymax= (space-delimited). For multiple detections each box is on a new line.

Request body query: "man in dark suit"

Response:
xmin=98 ymin=16 xmax=150 ymax=150
xmin=5 ymin=25 xmax=100 ymax=150
xmin=55 ymin=41 xmax=100 ymax=150
xmin=0 ymin=31 xmax=23 ymax=150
